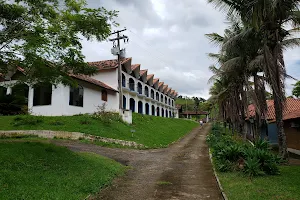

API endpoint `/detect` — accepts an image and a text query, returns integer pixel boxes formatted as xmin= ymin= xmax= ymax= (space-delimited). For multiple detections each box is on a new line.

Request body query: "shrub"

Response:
xmin=12 ymin=115 xmax=43 ymax=126
xmin=92 ymin=104 xmax=123 ymax=124
xmin=243 ymin=158 xmax=261 ymax=178
xmin=253 ymin=139 xmax=270 ymax=150
xmin=214 ymin=158 xmax=234 ymax=172
xmin=207 ymin=122 xmax=280 ymax=177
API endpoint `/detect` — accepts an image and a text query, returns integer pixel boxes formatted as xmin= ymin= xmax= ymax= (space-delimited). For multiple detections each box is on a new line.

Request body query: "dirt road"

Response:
xmin=54 ymin=124 xmax=222 ymax=200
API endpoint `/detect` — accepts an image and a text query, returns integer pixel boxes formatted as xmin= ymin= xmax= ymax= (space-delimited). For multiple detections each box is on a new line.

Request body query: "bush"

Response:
xmin=244 ymin=158 xmax=261 ymax=178
xmin=12 ymin=115 xmax=44 ymax=126
xmin=253 ymin=139 xmax=270 ymax=150
xmin=207 ymin=122 xmax=280 ymax=178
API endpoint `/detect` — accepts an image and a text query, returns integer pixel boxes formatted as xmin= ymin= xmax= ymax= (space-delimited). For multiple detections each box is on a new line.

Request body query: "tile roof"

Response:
xmin=167 ymin=88 xmax=172 ymax=93
xmin=131 ymin=64 xmax=140 ymax=71
xmin=248 ymin=98 xmax=300 ymax=121
xmin=147 ymin=74 xmax=154 ymax=80
xmin=171 ymin=90 xmax=175 ymax=95
xmin=140 ymin=69 xmax=147 ymax=76
xmin=88 ymin=57 xmax=131 ymax=70
xmin=153 ymin=78 xmax=159 ymax=84
xmin=163 ymin=85 xmax=168 ymax=91
xmin=70 ymin=74 xmax=117 ymax=92
xmin=158 ymin=82 xmax=164 ymax=87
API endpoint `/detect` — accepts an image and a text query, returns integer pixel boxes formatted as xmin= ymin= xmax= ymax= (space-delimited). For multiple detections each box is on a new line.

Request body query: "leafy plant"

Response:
xmin=253 ymin=139 xmax=270 ymax=150
xmin=244 ymin=158 xmax=261 ymax=178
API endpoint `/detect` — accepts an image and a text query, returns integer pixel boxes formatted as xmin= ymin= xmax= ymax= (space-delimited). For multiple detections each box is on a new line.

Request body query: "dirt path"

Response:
xmin=53 ymin=124 xmax=222 ymax=200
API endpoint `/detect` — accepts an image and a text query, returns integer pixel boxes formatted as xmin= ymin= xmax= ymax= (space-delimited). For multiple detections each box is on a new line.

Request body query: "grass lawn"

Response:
xmin=0 ymin=113 xmax=198 ymax=148
xmin=0 ymin=141 xmax=125 ymax=200
xmin=218 ymin=166 xmax=300 ymax=200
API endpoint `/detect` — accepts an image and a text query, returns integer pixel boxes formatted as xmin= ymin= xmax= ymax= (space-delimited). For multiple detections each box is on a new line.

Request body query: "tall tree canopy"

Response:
xmin=292 ymin=81 xmax=300 ymax=98
xmin=207 ymin=0 xmax=300 ymax=159
xmin=0 ymin=0 xmax=118 ymax=85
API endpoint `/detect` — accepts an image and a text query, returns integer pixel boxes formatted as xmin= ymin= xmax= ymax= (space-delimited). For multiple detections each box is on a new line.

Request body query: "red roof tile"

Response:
xmin=147 ymin=74 xmax=154 ymax=80
xmin=158 ymin=82 xmax=164 ymax=87
xmin=153 ymin=78 xmax=159 ymax=84
xmin=70 ymin=74 xmax=117 ymax=92
xmin=140 ymin=69 xmax=147 ymax=76
xmin=163 ymin=85 xmax=168 ymax=91
xmin=131 ymin=64 xmax=140 ymax=71
xmin=88 ymin=57 xmax=131 ymax=70
xmin=248 ymin=98 xmax=300 ymax=121
xmin=167 ymin=88 xmax=172 ymax=93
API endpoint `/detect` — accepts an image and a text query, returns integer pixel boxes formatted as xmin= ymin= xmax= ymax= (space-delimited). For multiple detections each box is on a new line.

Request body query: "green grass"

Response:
xmin=0 ymin=113 xmax=198 ymax=148
xmin=218 ymin=166 xmax=300 ymax=200
xmin=0 ymin=141 xmax=125 ymax=200
xmin=157 ymin=181 xmax=173 ymax=185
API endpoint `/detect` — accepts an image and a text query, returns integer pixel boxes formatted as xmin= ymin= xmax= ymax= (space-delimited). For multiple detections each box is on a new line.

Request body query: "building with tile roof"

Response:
xmin=246 ymin=98 xmax=300 ymax=152
xmin=0 ymin=57 xmax=179 ymax=118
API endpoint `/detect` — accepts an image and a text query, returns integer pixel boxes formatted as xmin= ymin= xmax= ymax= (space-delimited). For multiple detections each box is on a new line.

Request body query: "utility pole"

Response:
xmin=109 ymin=29 xmax=128 ymax=112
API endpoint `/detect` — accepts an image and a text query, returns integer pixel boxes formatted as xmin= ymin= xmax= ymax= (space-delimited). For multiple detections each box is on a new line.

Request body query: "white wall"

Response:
xmin=91 ymin=69 xmax=118 ymax=90
xmin=29 ymin=81 xmax=118 ymax=116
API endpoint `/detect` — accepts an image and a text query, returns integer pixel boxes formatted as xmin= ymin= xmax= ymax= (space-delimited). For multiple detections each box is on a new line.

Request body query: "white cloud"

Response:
xmin=83 ymin=0 xmax=300 ymax=99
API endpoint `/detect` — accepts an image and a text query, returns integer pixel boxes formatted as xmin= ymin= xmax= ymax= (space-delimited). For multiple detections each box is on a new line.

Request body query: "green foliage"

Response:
xmin=0 ymin=113 xmax=199 ymax=148
xmin=0 ymin=84 xmax=28 ymax=115
xmin=218 ymin=166 xmax=300 ymax=200
xmin=253 ymin=139 xmax=271 ymax=150
xmin=0 ymin=0 xmax=118 ymax=85
xmin=0 ymin=141 xmax=125 ymax=199
xmin=243 ymin=158 xmax=261 ymax=178
xmin=292 ymin=81 xmax=300 ymax=98
xmin=12 ymin=115 xmax=43 ymax=126
xmin=208 ymin=123 xmax=279 ymax=177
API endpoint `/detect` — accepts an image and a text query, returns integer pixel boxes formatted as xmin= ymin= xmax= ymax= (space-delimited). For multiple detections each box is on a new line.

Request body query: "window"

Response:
xmin=145 ymin=86 xmax=149 ymax=97
xmin=33 ymin=84 xmax=52 ymax=106
xmin=102 ymin=90 xmax=108 ymax=101
xmin=69 ymin=85 xmax=84 ymax=107
xmin=122 ymin=74 xmax=126 ymax=87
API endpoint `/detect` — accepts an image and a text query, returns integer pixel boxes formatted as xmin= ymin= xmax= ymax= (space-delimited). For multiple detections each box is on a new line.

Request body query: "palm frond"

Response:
xmin=205 ymin=33 xmax=224 ymax=46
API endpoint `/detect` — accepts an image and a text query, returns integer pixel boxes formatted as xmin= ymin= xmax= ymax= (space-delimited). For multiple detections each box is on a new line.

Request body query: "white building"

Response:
xmin=0 ymin=58 xmax=179 ymax=118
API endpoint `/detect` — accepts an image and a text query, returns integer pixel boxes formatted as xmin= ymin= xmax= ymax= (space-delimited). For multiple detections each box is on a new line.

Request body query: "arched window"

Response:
xmin=130 ymin=98 xmax=135 ymax=112
xmin=156 ymin=92 xmax=159 ymax=101
xmin=161 ymin=94 xmax=163 ymax=102
xmin=165 ymin=96 xmax=167 ymax=104
xmin=138 ymin=101 xmax=143 ymax=114
xmin=151 ymin=89 xmax=154 ymax=99
xmin=129 ymin=78 xmax=135 ymax=91
xmin=138 ymin=82 xmax=142 ymax=94
xmin=69 ymin=85 xmax=84 ymax=107
xmin=145 ymin=86 xmax=149 ymax=97
xmin=168 ymin=98 xmax=170 ymax=105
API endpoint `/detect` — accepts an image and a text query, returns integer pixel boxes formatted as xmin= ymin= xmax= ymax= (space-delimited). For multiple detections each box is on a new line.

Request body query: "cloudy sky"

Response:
xmin=82 ymin=0 xmax=300 ymax=99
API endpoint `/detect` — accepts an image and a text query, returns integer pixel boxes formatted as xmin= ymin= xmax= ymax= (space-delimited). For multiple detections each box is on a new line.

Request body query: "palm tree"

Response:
xmin=208 ymin=0 xmax=300 ymax=159
xmin=207 ymin=21 xmax=268 ymax=138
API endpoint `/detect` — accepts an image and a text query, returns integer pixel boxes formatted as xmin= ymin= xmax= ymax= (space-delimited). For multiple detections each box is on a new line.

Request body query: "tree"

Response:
xmin=292 ymin=81 xmax=300 ymax=98
xmin=0 ymin=0 xmax=118 ymax=85
xmin=208 ymin=0 xmax=300 ymax=159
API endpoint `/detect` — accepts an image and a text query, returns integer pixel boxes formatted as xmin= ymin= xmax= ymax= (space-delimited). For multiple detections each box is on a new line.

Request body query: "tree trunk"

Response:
xmin=273 ymin=95 xmax=289 ymax=159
